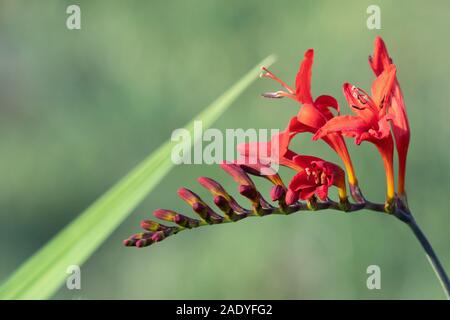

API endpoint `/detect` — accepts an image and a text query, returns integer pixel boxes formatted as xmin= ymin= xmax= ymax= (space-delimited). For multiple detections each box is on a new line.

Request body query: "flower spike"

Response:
xmin=124 ymin=159 xmax=370 ymax=249
xmin=261 ymin=49 xmax=362 ymax=202
xmin=123 ymin=38 xmax=450 ymax=302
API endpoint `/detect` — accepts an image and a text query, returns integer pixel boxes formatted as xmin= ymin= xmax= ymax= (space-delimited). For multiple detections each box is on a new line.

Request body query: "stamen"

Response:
xmin=260 ymin=66 xmax=295 ymax=94
xmin=262 ymin=91 xmax=284 ymax=99
xmin=350 ymin=86 xmax=378 ymax=112
xmin=261 ymin=91 xmax=296 ymax=100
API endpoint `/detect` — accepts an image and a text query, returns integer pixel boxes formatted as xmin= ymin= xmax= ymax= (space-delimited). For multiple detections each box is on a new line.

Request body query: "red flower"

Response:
xmin=313 ymin=65 xmax=397 ymax=204
xmin=369 ymin=36 xmax=410 ymax=197
xmin=261 ymin=50 xmax=358 ymax=197
xmin=287 ymin=156 xmax=346 ymax=203
xmin=236 ymin=134 xmax=347 ymax=204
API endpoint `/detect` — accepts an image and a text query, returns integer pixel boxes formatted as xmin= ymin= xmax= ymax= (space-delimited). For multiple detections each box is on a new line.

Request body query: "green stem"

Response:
xmin=127 ymin=188 xmax=450 ymax=300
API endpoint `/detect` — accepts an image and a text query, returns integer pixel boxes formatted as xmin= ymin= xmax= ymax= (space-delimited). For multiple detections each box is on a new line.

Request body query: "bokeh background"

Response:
xmin=1 ymin=0 xmax=449 ymax=299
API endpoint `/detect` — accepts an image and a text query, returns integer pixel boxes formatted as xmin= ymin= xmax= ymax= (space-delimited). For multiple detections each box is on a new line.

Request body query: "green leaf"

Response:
xmin=0 ymin=55 xmax=276 ymax=300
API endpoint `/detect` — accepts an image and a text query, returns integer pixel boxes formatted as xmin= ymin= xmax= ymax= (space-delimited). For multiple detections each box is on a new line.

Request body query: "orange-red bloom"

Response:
xmin=261 ymin=50 xmax=358 ymax=196
xmin=314 ymin=65 xmax=397 ymax=204
xmin=237 ymin=133 xmax=347 ymax=203
xmin=369 ymin=36 xmax=410 ymax=197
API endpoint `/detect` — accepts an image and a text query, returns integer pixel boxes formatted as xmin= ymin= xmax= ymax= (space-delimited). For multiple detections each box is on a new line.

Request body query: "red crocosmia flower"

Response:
xmin=237 ymin=133 xmax=347 ymax=204
xmin=313 ymin=64 xmax=397 ymax=205
xmin=369 ymin=36 xmax=410 ymax=197
xmin=261 ymin=50 xmax=359 ymax=196
xmin=287 ymin=156 xmax=346 ymax=203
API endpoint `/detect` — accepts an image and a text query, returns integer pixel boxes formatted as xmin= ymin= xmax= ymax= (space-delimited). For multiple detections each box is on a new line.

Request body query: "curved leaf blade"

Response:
xmin=0 ymin=55 xmax=276 ymax=299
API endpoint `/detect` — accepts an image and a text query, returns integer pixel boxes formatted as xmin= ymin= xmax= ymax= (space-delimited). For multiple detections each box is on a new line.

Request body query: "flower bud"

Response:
xmin=140 ymin=220 xmax=167 ymax=232
xmin=173 ymin=214 xmax=200 ymax=228
xmin=178 ymin=188 xmax=224 ymax=224
xmin=220 ymin=162 xmax=255 ymax=187
xmin=153 ymin=209 xmax=177 ymax=222
xmin=192 ymin=202 xmax=206 ymax=214
xmin=270 ymin=185 xmax=286 ymax=201
xmin=239 ymin=184 xmax=258 ymax=201
xmin=285 ymin=189 xmax=299 ymax=205
xmin=213 ymin=195 xmax=230 ymax=211
xmin=151 ymin=231 xmax=165 ymax=243
xmin=198 ymin=177 xmax=228 ymax=197
xmin=123 ymin=239 xmax=135 ymax=247
xmin=133 ymin=232 xmax=154 ymax=248
xmin=135 ymin=240 xmax=147 ymax=248
xmin=199 ymin=177 xmax=247 ymax=215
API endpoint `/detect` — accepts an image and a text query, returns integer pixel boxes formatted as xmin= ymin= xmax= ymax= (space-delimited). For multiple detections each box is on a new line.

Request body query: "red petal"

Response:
xmin=279 ymin=117 xmax=309 ymax=154
xmin=369 ymin=37 xmax=410 ymax=193
xmin=371 ymin=64 xmax=396 ymax=108
xmin=389 ymin=84 xmax=410 ymax=192
xmin=314 ymin=94 xmax=340 ymax=117
xmin=288 ymin=171 xmax=316 ymax=191
xmin=369 ymin=36 xmax=392 ymax=76
xmin=325 ymin=162 xmax=345 ymax=189
xmin=297 ymin=103 xmax=327 ymax=131
xmin=292 ymin=154 xmax=322 ymax=169
xmin=389 ymin=85 xmax=410 ymax=149
xmin=299 ymin=187 xmax=317 ymax=201
xmin=295 ymin=49 xmax=314 ymax=104
xmin=287 ymin=115 xmax=309 ymax=133
xmin=374 ymin=114 xmax=393 ymax=140
xmin=283 ymin=149 xmax=299 ymax=162
xmin=368 ymin=37 xmax=409 ymax=154
xmin=313 ymin=115 xmax=370 ymax=143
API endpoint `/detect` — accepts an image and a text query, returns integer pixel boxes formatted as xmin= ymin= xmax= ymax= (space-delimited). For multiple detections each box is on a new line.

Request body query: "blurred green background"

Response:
xmin=1 ymin=0 xmax=449 ymax=299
